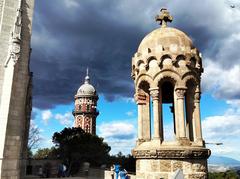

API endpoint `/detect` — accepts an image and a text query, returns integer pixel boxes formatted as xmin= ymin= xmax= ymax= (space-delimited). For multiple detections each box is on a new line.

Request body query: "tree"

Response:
xmin=33 ymin=147 xmax=58 ymax=159
xmin=28 ymin=123 xmax=42 ymax=151
xmin=52 ymin=127 xmax=111 ymax=168
xmin=209 ymin=170 xmax=239 ymax=179
xmin=108 ymin=152 xmax=136 ymax=172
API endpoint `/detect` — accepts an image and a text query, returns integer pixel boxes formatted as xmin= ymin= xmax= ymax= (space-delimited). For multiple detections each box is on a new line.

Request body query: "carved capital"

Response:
xmin=135 ymin=92 xmax=147 ymax=105
xmin=175 ymin=88 xmax=186 ymax=99
xmin=194 ymin=92 xmax=201 ymax=102
xmin=150 ymin=88 xmax=159 ymax=100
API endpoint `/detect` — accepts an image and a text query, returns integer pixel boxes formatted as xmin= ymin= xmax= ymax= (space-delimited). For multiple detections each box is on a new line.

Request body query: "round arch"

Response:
xmin=154 ymin=70 xmax=181 ymax=87
xmin=136 ymin=74 xmax=154 ymax=89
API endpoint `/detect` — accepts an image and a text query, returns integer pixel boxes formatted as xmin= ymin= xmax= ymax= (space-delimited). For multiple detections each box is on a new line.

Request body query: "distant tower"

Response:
xmin=131 ymin=9 xmax=210 ymax=178
xmin=73 ymin=69 xmax=99 ymax=134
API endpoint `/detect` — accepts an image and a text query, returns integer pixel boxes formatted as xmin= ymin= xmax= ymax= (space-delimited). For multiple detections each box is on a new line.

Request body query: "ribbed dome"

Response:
xmin=137 ymin=27 xmax=194 ymax=53
xmin=77 ymin=75 xmax=96 ymax=96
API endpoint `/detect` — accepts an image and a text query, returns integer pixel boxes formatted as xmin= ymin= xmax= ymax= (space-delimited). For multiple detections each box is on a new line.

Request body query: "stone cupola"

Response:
xmin=131 ymin=8 xmax=210 ymax=178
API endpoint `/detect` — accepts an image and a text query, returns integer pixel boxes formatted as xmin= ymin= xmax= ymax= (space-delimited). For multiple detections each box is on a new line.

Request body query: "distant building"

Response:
xmin=73 ymin=69 xmax=99 ymax=134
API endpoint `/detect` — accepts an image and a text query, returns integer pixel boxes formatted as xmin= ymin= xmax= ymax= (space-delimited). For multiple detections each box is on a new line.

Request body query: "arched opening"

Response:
xmin=160 ymin=55 xmax=172 ymax=68
xmin=185 ymin=80 xmax=196 ymax=141
xmin=175 ymin=55 xmax=186 ymax=68
xmin=159 ymin=80 xmax=175 ymax=141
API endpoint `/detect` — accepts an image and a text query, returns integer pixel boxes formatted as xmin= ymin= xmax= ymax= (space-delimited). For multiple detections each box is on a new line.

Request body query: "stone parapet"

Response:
xmin=132 ymin=147 xmax=211 ymax=160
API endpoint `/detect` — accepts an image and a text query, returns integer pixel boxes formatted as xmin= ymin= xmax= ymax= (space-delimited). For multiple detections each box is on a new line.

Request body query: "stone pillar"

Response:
xmin=175 ymin=88 xmax=187 ymax=138
xmin=174 ymin=90 xmax=179 ymax=138
xmin=135 ymin=91 xmax=150 ymax=143
xmin=193 ymin=90 xmax=203 ymax=142
xmin=159 ymin=88 xmax=163 ymax=141
xmin=142 ymin=95 xmax=151 ymax=141
xmin=150 ymin=88 xmax=163 ymax=141
xmin=137 ymin=102 xmax=143 ymax=140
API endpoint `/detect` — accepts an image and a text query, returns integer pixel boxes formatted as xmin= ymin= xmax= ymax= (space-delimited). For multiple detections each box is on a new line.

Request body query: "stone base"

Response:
xmin=136 ymin=158 xmax=208 ymax=179
xmin=132 ymin=145 xmax=210 ymax=179
xmin=0 ymin=158 xmax=21 ymax=179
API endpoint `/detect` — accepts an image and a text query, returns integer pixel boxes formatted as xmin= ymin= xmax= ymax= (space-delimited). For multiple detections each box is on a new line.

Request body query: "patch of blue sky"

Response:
xmin=34 ymin=92 xmax=230 ymax=153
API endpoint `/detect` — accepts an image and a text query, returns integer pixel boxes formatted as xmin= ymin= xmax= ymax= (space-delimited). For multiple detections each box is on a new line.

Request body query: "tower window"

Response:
xmin=87 ymin=105 xmax=90 ymax=112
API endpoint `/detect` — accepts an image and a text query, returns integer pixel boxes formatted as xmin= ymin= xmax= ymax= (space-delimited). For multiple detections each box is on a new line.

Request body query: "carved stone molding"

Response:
xmin=132 ymin=148 xmax=211 ymax=159
xmin=150 ymin=88 xmax=159 ymax=100
xmin=4 ymin=7 xmax=22 ymax=67
xmin=175 ymin=88 xmax=186 ymax=99
xmin=135 ymin=92 xmax=147 ymax=104
xmin=194 ymin=92 xmax=201 ymax=102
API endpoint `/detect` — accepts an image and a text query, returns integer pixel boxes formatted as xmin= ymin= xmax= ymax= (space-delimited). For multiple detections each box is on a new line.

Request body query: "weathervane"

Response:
xmin=155 ymin=8 xmax=173 ymax=28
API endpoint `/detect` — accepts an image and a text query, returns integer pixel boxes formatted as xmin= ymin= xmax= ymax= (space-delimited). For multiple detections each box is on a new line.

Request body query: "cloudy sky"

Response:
xmin=30 ymin=0 xmax=240 ymax=160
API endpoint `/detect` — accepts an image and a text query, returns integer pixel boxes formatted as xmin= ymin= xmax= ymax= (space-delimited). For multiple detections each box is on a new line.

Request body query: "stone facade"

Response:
xmin=0 ymin=0 xmax=34 ymax=178
xmin=73 ymin=70 xmax=99 ymax=134
xmin=131 ymin=8 xmax=210 ymax=178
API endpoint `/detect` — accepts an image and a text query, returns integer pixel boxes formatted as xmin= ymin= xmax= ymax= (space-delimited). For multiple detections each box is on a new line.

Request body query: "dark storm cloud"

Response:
xmin=31 ymin=0 xmax=240 ymax=108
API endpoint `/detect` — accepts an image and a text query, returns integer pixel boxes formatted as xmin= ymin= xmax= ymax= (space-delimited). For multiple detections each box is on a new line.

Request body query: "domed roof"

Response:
xmin=77 ymin=71 xmax=97 ymax=96
xmin=137 ymin=27 xmax=193 ymax=53
xmin=137 ymin=8 xmax=194 ymax=53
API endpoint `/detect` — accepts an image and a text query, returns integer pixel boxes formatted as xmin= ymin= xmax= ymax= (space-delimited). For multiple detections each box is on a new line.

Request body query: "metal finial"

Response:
xmin=85 ymin=68 xmax=90 ymax=84
xmin=155 ymin=8 xmax=173 ymax=28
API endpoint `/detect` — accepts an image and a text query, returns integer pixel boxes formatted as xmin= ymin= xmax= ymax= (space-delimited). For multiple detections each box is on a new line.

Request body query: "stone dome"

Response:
xmin=137 ymin=27 xmax=194 ymax=53
xmin=77 ymin=75 xmax=96 ymax=96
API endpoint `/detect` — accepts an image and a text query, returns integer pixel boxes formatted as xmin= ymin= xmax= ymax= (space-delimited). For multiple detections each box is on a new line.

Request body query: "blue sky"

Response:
xmin=32 ymin=91 xmax=238 ymax=159
xmin=30 ymin=0 xmax=240 ymax=160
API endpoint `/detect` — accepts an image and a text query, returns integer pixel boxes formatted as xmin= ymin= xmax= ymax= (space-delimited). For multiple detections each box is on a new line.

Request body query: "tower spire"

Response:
xmin=85 ymin=68 xmax=90 ymax=84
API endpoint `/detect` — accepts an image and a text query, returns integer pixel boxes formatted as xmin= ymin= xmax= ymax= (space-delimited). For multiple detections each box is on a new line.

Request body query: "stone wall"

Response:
xmin=0 ymin=0 xmax=35 ymax=178
xmin=136 ymin=159 xmax=208 ymax=179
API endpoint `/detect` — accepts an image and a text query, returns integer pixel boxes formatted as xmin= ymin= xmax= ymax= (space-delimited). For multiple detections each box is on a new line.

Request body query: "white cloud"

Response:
xmin=163 ymin=124 xmax=175 ymax=141
xmin=106 ymin=138 xmax=136 ymax=155
xmin=99 ymin=121 xmax=135 ymax=139
xmin=202 ymin=60 xmax=240 ymax=100
xmin=42 ymin=110 xmax=53 ymax=125
xmin=64 ymin=0 xmax=79 ymax=8
xmin=54 ymin=112 xmax=73 ymax=127
xmin=202 ymin=101 xmax=240 ymax=160
xmin=122 ymin=97 xmax=135 ymax=103
xmin=98 ymin=120 xmax=137 ymax=155
xmin=41 ymin=109 xmax=73 ymax=127
xmin=126 ymin=110 xmax=135 ymax=117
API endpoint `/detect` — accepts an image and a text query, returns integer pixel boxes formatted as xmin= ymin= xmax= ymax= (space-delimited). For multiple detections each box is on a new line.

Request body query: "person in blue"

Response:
xmin=119 ymin=168 xmax=128 ymax=179
xmin=113 ymin=164 xmax=120 ymax=179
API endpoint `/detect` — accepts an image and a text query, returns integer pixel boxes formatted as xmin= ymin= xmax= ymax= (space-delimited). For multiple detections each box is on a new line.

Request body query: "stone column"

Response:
xmin=135 ymin=91 xmax=150 ymax=143
xmin=193 ymin=90 xmax=203 ymax=142
xmin=174 ymin=90 xmax=179 ymax=138
xmin=137 ymin=102 xmax=143 ymax=140
xmin=142 ymin=95 xmax=151 ymax=141
xmin=175 ymin=88 xmax=187 ymax=138
xmin=150 ymin=88 xmax=163 ymax=141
